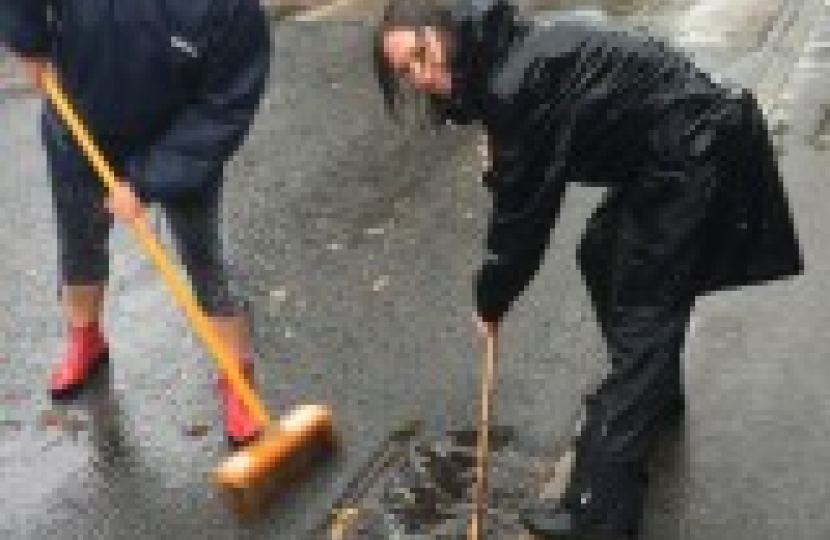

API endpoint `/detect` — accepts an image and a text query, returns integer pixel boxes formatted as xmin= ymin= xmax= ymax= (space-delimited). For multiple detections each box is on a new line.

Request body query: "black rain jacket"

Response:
xmin=437 ymin=0 xmax=803 ymax=322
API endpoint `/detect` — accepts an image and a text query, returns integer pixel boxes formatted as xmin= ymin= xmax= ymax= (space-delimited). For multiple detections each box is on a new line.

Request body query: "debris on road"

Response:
xmin=271 ymin=287 xmax=289 ymax=302
xmin=372 ymin=276 xmax=389 ymax=292
xmin=183 ymin=424 xmax=211 ymax=439
xmin=325 ymin=426 xmax=542 ymax=540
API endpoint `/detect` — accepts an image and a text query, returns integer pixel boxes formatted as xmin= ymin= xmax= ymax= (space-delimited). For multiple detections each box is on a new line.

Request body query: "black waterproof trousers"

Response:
xmin=576 ymin=88 xmax=799 ymax=466
xmin=570 ymin=89 xmax=801 ymax=533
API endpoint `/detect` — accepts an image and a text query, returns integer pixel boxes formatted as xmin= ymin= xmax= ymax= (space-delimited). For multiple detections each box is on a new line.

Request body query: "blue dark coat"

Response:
xmin=1 ymin=0 xmax=271 ymax=201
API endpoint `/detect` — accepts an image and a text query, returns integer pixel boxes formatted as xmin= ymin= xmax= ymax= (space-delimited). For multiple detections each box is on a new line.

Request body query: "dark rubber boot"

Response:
xmin=520 ymin=459 xmax=645 ymax=540
xmin=521 ymin=400 xmax=647 ymax=540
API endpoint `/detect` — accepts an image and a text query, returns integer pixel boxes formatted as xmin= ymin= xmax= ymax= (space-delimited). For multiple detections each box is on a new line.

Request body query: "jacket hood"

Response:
xmin=432 ymin=0 xmax=530 ymax=124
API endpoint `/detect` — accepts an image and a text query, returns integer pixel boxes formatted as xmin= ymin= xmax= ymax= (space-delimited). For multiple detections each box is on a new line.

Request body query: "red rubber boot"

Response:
xmin=217 ymin=358 xmax=264 ymax=448
xmin=49 ymin=323 xmax=109 ymax=399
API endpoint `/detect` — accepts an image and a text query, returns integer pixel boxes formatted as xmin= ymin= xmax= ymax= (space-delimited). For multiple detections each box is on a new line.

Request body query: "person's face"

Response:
xmin=382 ymin=26 xmax=452 ymax=95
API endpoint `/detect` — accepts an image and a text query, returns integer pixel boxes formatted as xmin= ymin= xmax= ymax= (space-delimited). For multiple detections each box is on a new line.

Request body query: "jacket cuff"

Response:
xmin=475 ymin=264 xmax=514 ymax=323
xmin=1 ymin=16 xmax=50 ymax=56
xmin=124 ymin=154 xmax=154 ymax=203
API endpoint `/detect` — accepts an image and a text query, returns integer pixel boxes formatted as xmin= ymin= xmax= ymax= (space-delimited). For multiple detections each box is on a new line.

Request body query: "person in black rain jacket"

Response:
xmin=1 ymin=0 xmax=271 ymax=447
xmin=373 ymin=0 xmax=803 ymax=538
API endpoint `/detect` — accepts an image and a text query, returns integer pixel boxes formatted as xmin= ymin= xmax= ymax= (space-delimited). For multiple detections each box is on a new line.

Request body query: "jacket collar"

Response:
xmin=433 ymin=0 xmax=530 ymax=124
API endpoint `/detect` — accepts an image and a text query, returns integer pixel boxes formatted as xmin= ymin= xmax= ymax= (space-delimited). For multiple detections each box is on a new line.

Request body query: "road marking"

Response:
xmin=292 ymin=0 xmax=364 ymax=22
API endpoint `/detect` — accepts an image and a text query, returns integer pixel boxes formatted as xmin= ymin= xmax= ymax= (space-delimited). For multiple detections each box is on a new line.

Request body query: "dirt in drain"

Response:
xmin=341 ymin=426 xmax=541 ymax=540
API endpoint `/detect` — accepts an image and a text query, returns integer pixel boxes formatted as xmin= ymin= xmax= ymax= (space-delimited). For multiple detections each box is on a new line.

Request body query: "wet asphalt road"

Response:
xmin=2 ymin=1 xmax=830 ymax=539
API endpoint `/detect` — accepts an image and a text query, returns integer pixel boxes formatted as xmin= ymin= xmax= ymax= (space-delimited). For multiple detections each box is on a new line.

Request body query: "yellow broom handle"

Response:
xmin=40 ymin=70 xmax=272 ymax=426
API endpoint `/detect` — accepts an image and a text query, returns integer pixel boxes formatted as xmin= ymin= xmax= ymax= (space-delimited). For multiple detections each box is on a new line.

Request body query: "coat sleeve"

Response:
xmin=475 ymin=142 xmax=568 ymax=323
xmin=127 ymin=0 xmax=271 ymax=201
xmin=0 ymin=1 xmax=52 ymax=56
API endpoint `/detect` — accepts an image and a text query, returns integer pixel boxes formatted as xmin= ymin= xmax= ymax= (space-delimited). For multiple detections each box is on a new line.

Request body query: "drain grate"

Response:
xmin=310 ymin=424 xmax=571 ymax=540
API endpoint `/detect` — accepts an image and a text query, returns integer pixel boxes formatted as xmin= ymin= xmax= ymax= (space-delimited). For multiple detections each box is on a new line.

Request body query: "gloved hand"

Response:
xmin=473 ymin=311 xmax=499 ymax=341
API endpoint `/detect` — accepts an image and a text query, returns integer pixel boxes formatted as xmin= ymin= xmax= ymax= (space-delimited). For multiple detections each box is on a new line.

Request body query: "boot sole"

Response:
xmin=48 ymin=350 xmax=111 ymax=401
xmin=522 ymin=517 xmax=635 ymax=540
xmin=226 ymin=429 xmax=265 ymax=451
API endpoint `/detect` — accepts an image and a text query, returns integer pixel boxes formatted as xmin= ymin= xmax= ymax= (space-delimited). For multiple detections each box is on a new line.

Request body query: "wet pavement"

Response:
xmin=2 ymin=1 xmax=830 ymax=539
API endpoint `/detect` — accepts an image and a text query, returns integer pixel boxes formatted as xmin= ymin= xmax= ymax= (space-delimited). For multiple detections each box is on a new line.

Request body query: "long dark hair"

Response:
xmin=373 ymin=0 xmax=454 ymax=119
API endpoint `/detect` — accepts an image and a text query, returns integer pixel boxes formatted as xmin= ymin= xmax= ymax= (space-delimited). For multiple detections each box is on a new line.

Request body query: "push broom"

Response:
xmin=39 ymin=69 xmax=338 ymax=515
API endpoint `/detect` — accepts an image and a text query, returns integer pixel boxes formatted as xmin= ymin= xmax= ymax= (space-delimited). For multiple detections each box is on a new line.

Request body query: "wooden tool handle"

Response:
xmin=40 ymin=70 xmax=272 ymax=426
xmin=470 ymin=331 xmax=497 ymax=540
